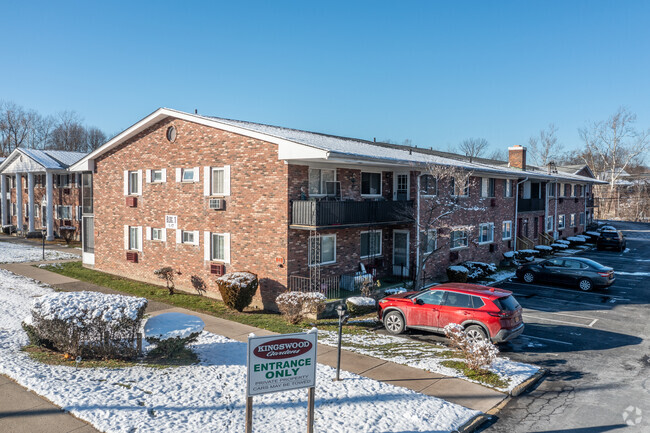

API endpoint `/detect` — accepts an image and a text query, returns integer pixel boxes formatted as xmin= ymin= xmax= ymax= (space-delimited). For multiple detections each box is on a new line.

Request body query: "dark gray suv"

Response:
xmin=597 ymin=230 xmax=626 ymax=252
xmin=516 ymin=257 xmax=615 ymax=291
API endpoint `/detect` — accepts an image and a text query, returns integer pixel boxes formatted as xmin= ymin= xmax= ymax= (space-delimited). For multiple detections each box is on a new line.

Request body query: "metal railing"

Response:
xmin=291 ymin=200 xmax=414 ymax=227
xmin=288 ymin=275 xmax=341 ymax=300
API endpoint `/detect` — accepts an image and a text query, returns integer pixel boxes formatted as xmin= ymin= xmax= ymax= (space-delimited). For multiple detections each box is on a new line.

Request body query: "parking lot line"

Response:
xmin=588 ymin=319 xmax=598 ymax=327
xmin=505 ymin=281 xmax=630 ymax=301
xmin=519 ymin=296 xmax=612 ymax=310
xmin=522 ymin=335 xmax=573 ymax=345
xmin=523 ymin=313 xmax=597 ymax=328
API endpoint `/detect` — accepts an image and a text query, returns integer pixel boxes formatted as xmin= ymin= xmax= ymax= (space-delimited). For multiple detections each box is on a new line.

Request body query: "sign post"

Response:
xmin=246 ymin=330 xmax=318 ymax=433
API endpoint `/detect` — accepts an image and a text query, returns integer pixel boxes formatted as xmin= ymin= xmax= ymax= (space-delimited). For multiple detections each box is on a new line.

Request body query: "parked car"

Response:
xmin=598 ymin=225 xmax=618 ymax=232
xmin=516 ymin=257 xmax=615 ymax=291
xmin=377 ymin=283 xmax=524 ymax=343
xmin=597 ymin=230 xmax=626 ymax=252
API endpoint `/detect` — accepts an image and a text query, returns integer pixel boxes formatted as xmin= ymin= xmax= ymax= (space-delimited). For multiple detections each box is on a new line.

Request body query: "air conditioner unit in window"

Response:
xmin=210 ymin=263 xmax=225 ymax=275
xmin=126 ymin=252 xmax=138 ymax=263
xmin=209 ymin=198 xmax=225 ymax=210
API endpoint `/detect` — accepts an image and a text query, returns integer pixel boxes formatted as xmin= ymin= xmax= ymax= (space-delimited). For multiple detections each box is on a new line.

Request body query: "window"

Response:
xmin=547 ymin=183 xmax=555 ymax=197
xmin=152 ymin=228 xmax=163 ymax=241
xmin=450 ymin=230 xmax=468 ymax=249
xmin=76 ymin=206 xmax=81 ymax=221
xmin=451 ymin=178 xmax=469 ymax=197
xmin=56 ymin=205 xmax=72 ymax=220
xmin=563 ymin=184 xmax=571 ymax=197
xmin=360 ymin=230 xmax=382 ymax=258
xmin=309 ymin=168 xmax=336 ymax=195
xmin=421 ymin=175 xmax=437 ymax=196
xmin=502 ymin=221 xmax=512 ymax=240
xmin=444 ymin=292 xmax=472 ymax=308
xmin=478 ymin=223 xmax=494 ymax=244
xmin=415 ymin=290 xmax=445 ymax=305
xmin=128 ymin=226 xmax=141 ymax=251
xmin=481 ymin=178 xmax=495 ymax=197
xmin=128 ymin=171 xmax=140 ymax=195
xmin=558 ymin=214 xmax=565 ymax=229
xmin=182 ymin=230 xmax=196 ymax=244
xmin=211 ymin=168 xmax=225 ymax=195
xmin=182 ymin=168 xmax=197 ymax=182
xmin=580 ymin=212 xmax=585 ymax=225
xmin=310 ymin=234 xmax=336 ymax=265
xmin=424 ymin=229 xmax=437 ymax=254
xmin=151 ymin=169 xmax=164 ymax=183
xmin=59 ymin=174 xmax=71 ymax=187
xmin=11 ymin=203 xmax=16 ymax=216
xmin=211 ymin=233 xmax=226 ymax=261
xmin=546 ymin=216 xmax=554 ymax=232
xmin=573 ymin=185 xmax=579 ymax=197
xmin=570 ymin=213 xmax=576 ymax=227
xmin=504 ymin=179 xmax=513 ymax=198
xmin=361 ymin=172 xmax=381 ymax=195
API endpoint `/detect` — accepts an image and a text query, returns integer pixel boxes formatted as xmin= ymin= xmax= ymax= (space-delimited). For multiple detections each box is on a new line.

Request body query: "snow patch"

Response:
xmin=0 ymin=241 xmax=78 ymax=263
xmin=346 ymin=297 xmax=376 ymax=307
xmin=144 ymin=312 xmax=205 ymax=340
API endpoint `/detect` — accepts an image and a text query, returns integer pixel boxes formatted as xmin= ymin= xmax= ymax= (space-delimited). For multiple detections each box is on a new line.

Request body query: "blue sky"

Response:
xmin=3 ymin=1 xmax=650 ymax=156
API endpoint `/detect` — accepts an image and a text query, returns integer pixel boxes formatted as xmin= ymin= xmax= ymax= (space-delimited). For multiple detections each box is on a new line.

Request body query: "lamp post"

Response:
xmin=335 ymin=304 xmax=349 ymax=381
xmin=42 ymin=228 xmax=47 ymax=260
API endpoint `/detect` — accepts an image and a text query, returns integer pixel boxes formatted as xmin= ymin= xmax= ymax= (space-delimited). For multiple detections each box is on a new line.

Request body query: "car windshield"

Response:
xmin=494 ymin=295 xmax=520 ymax=311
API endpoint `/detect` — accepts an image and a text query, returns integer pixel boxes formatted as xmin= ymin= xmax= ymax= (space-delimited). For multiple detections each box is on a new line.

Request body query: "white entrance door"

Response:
xmin=393 ymin=230 xmax=410 ymax=276
xmin=393 ymin=173 xmax=410 ymax=201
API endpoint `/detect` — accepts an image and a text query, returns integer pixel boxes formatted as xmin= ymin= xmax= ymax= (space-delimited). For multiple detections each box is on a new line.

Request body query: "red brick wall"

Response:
xmin=92 ymin=118 xmax=290 ymax=309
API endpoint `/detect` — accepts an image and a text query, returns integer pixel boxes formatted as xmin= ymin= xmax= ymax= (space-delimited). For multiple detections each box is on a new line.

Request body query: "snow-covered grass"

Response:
xmin=317 ymin=327 xmax=538 ymax=393
xmin=346 ymin=297 xmax=375 ymax=306
xmin=0 ymin=241 xmax=78 ymax=263
xmin=0 ymin=269 xmax=478 ymax=433
xmin=144 ymin=312 xmax=205 ymax=340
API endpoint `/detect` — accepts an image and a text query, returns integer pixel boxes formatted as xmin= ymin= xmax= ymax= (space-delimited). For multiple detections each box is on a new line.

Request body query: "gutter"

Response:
xmin=513 ymin=177 xmax=529 ymax=252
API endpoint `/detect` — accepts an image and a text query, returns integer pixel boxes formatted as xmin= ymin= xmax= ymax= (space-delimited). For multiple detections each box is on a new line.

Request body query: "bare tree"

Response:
xmin=0 ymin=101 xmax=38 ymax=156
xmin=579 ymin=107 xmax=650 ymax=191
xmin=487 ymin=148 xmax=508 ymax=161
xmin=528 ymin=123 xmax=560 ymax=167
xmin=86 ymin=127 xmax=107 ymax=150
xmin=49 ymin=111 xmax=88 ymax=152
xmin=458 ymin=138 xmax=489 ymax=162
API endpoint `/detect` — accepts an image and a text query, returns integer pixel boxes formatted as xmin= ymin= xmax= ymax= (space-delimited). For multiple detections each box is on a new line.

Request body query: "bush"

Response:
xmin=26 ymin=291 xmax=147 ymax=359
xmin=216 ymin=272 xmax=259 ymax=312
xmin=443 ymin=323 xmax=499 ymax=370
xmin=190 ymin=275 xmax=207 ymax=296
xmin=534 ymin=245 xmax=553 ymax=257
xmin=144 ymin=312 xmax=204 ymax=359
xmin=446 ymin=265 xmax=469 ymax=283
xmin=462 ymin=262 xmax=497 ymax=280
xmin=60 ymin=227 xmax=76 ymax=245
xmin=276 ymin=291 xmax=326 ymax=324
xmin=146 ymin=332 xmax=201 ymax=359
xmin=154 ymin=267 xmax=178 ymax=295
xmin=345 ymin=296 xmax=377 ymax=316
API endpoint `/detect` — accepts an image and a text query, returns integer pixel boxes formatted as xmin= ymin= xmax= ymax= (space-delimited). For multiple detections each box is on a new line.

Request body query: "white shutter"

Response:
xmin=224 ymin=233 xmax=231 ymax=264
xmin=124 ymin=225 xmax=129 ymax=250
xmin=145 ymin=227 xmax=152 ymax=240
xmin=137 ymin=170 xmax=143 ymax=196
xmin=146 ymin=169 xmax=151 ymax=183
xmin=161 ymin=168 xmax=167 ymax=183
xmin=161 ymin=228 xmax=166 ymax=242
xmin=204 ymin=232 xmax=211 ymax=261
xmin=54 ymin=205 xmax=58 ymax=219
xmin=224 ymin=165 xmax=231 ymax=196
xmin=193 ymin=230 xmax=200 ymax=245
xmin=124 ymin=170 xmax=129 ymax=195
xmin=176 ymin=229 xmax=182 ymax=244
xmin=203 ymin=166 xmax=211 ymax=196
xmin=175 ymin=168 xmax=182 ymax=182
xmin=138 ymin=226 xmax=143 ymax=251
xmin=193 ymin=167 xmax=200 ymax=183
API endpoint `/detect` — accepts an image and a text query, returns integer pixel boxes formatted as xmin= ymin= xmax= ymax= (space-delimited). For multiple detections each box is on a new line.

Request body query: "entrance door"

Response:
xmin=393 ymin=173 xmax=409 ymax=201
xmin=392 ymin=230 xmax=409 ymax=276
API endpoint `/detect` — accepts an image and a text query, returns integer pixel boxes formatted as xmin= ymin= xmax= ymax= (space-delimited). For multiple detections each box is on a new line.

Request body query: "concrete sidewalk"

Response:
xmin=0 ymin=259 xmax=508 ymax=432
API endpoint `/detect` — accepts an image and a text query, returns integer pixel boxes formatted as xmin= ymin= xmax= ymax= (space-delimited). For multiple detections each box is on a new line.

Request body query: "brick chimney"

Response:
xmin=508 ymin=145 xmax=527 ymax=170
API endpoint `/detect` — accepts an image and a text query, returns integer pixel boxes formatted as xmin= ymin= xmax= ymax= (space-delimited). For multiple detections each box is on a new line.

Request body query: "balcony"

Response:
xmin=291 ymin=199 xmax=414 ymax=229
xmin=518 ymin=198 xmax=545 ymax=212
xmin=586 ymin=197 xmax=596 ymax=208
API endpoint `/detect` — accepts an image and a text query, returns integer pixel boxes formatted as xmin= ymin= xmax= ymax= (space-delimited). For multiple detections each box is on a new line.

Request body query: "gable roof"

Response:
xmin=0 ymin=148 xmax=87 ymax=173
xmin=69 ymin=107 xmax=604 ymax=184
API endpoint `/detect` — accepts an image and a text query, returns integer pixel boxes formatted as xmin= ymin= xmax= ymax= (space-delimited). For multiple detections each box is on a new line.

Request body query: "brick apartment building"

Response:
xmin=69 ymin=108 xmax=601 ymax=309
xmin=0 ymin=148 xmax=87 ymax=240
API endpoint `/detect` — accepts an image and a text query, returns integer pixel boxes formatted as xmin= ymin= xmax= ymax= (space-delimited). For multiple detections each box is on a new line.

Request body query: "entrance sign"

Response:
xmin=247 ymin=332 xmax=317 ymax=396
xmin=165 ymin=215 xmax=177 ymax=229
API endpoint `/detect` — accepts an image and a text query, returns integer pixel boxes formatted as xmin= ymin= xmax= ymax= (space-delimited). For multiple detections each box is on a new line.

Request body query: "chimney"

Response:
xmin=508 ymin=145 xmax=526 ymax=170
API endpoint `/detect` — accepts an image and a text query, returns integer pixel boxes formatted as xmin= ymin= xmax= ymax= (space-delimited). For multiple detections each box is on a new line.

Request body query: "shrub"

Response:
xmin=26 ymin=291 xmax=147 ymax=359
xmin=276 ymin=291 xmax=326 ymax=324
xmin=446 ymin=265 xmax=469 ymax=283
xmin=146 ymin=333 xmax=201 ymax=359
xmin=60 ymin=227 xmax=76 ymax=245
xmin=190 ymin=275 xmax=207 ymax=296
xmin=345 ymin=296 xmax=377 ymax=316
xmin=154 ymin=267 xmax=178 ymax=295
xmin=534 ymin=245 xmax=553 ymax=257
xmin=216 ymin=272 xmax=259 ymax=312
xmin=360 ymin=279 xmax=380 ymax=298
xmin=144 ymin=312 xmax=204 ymax=359
xmin=443 ymin=323 xmax=499 ymax=370
xmin=462 ymin=262 xmax=497 ymax=281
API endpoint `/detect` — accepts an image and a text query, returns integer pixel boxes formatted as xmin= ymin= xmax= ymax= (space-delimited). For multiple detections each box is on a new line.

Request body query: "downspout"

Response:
xmin=543 ymin=182 xmax=548 ymax=240
xmin=415 ymin=173 xmax=421 ymax=287
xmin=554 ymin=182 xmax=558 ymax=240
xmin=513 ymin=177 xmax=528 ymax=252
xmin=584 ymin=183 xmax=587 ymax=230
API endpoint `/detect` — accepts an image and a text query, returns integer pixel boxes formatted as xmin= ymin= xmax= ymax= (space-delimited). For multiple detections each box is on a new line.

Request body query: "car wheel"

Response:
xmin=523 ymin=271 xmax=535 ymax=283
xmin=578 ymin=278 xmax=593 ymax=292
xmin=465 ymin=325 xmax=488 ymax=343
xmin=383 ymin=311 xmax=405 ymax=335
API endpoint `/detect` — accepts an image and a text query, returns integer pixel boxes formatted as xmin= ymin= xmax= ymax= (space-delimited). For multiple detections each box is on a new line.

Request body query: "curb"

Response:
xmin=455 ymin=413 xmax=491 ymax=433
xmin=510 ymin=367 xmax=547 ymax=397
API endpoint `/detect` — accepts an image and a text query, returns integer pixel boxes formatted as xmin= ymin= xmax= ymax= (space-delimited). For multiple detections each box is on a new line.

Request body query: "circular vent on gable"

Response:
xmin=166 ymin=126 xmax=177 ymax=142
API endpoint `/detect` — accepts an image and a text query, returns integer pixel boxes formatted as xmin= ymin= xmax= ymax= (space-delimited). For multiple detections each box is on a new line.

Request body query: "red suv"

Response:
xmin=378 ymin=283 xmax=524 ymax=343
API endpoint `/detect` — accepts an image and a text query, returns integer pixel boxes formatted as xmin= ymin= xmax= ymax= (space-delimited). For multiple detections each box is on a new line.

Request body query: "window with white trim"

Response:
xmin=76 ymin=206 xmax=81 ymax=221
xmin=558 ymin=214 xmax=565 ymax=229
xmin=151 ymin=169 xmax=164 ymax=183
xmin=546 ymin=216 xmax=554 ymax=232
xmin=308 ymin=168 xmax=336 ymax=195
xmin=310 ymin=234 xmax=336 ymax=265
xmin=450 ymin=230 xmax=468 ymax=249
xmin=420 ymin=175 xmax=437 ymax=196
xmin=570 ymin=213 xmax=576 ymax=227
xmin=580 ymin=212 xmax=585 ymax=225
xmin=182 ymin=230 xmax=196 ymax=244
xmin=478 ymin=223 xmax=494 ymax=244
xmin=360 ymin=230 xmax=382 ymax=258
xmin=451 ymin=178 xmax=469 ymax=197
xmin=182 ymin=168 xmax=197 ymax=182
xmin=547 ymin=183 xmax=555 ymax=197
xmin=504 ymin=179 xmax=514 ymax=198
xmin=211 ymin=233 xmax=226 ymax=261
xmin=361 ymin=172 xmax=381 ymax=195
xmin=56 ymin=205 xmax=72 ymax=220
xmin=152 ymin=228 xmax=164 ymax=241
xmin=128 ymin=171 xmax=140 ymax=195
xmin=211 ymin=167 xmax=225 ymax=195
xmin=424 ymin=229 xmax=437 ymax=254
xmin=129 ymin=226 xmax=141 ymax=251
xmin=481 ymin=178 xmax=495 ymax=198
xmin=502 ymin=221 xmax=512 ymax=240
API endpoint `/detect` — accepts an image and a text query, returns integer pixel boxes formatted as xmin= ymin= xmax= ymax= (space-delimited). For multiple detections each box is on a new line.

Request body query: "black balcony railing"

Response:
xmin=586 ymin=198 xmax=595 ymax=207
xmin=517 ymin=198 xmax=545 ymax=212
xmin=291 ymin=200 xmax=414 ymax=228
